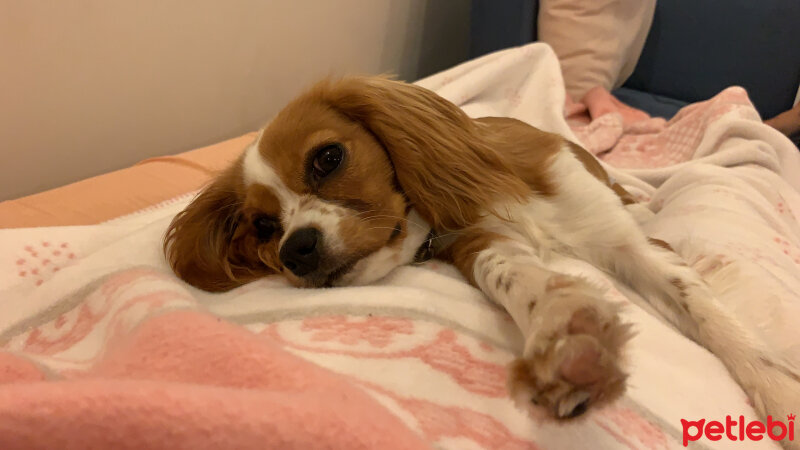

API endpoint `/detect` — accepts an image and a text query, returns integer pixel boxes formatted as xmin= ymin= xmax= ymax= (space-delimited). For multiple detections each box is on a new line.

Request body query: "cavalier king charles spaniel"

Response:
xmin=165 ymin=76 xmax=798 ymax=425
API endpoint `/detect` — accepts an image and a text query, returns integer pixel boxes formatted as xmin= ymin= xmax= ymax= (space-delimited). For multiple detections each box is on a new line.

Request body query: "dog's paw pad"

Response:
xmin=508 ymin=334 xmax=626 ymax=421
xmin=510 ymin=284 xmax=632 ymax=421
xmin=567 ymin=306 xmax=603 ymax=335
xmin=558 ymin=335 xmax=604 ymax=385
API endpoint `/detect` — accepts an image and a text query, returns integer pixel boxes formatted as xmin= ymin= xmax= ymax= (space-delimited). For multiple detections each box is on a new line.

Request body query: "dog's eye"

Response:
xmin=312 ymin=144 xmax=344 ymax=179
xmin=253 ymin=215 xmax=278 ymax=241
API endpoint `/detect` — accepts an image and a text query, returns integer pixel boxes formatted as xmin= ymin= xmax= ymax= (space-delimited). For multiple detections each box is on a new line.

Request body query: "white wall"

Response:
xmin=0 ymin=0 xmax=470 ymax=200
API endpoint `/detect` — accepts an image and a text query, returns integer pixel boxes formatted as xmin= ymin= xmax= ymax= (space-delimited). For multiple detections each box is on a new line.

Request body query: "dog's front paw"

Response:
xmin=507 ymin=275 xmax=632 ymax=420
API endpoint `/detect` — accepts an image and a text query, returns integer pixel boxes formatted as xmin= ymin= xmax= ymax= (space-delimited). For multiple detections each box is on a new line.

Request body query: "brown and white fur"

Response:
xmin=164 ymin=77 xmax=800 ymax=435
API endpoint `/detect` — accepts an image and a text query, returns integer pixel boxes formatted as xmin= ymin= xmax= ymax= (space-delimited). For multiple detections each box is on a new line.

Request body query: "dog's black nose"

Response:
xmin=279 ymin=227 xmax=321 ymax=277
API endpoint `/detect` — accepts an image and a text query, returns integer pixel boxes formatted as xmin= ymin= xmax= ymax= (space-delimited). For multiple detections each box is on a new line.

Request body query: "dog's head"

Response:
xmin=164 ymin=77 xmax=527 ymax=291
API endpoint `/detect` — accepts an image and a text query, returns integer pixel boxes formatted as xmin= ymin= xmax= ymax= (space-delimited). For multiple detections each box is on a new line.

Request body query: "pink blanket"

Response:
xmin=568 ymin=85 xmax=763 ymax=169
xmin=0 ymin=309 xmax=427 ymax=449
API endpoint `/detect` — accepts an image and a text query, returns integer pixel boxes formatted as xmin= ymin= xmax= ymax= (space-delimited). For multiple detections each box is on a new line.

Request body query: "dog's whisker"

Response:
xmin=359 ymin=215 xmax=429 ymax=231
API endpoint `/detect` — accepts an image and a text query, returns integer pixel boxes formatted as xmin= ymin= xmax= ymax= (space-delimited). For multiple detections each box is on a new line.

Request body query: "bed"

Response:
xmin=2 ymin=33 xmax=800 ymax=450
xmin=0 ymin=133 xmax=254 ymax=228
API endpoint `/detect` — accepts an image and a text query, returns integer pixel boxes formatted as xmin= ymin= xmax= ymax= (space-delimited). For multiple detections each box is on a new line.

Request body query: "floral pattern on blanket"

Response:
xmin=14 ymin=241 xmax=76 ymax=287
xmin=1 ymin=280 xmax=675 ymax=449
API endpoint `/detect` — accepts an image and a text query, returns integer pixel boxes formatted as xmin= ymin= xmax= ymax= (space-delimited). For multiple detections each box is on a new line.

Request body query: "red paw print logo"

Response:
xmin=16 ymin=241 xmax=76 ymax=286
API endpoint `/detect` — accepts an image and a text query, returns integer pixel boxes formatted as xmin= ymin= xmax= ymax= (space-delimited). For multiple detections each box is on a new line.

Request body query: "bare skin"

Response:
xmin=765 ymin=102 xmax=800 ymax=141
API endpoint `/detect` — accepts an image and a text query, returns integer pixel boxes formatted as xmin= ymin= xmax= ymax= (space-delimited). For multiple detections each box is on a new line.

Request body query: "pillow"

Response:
xmin=537 ymin=0 xmax=656 ymax=100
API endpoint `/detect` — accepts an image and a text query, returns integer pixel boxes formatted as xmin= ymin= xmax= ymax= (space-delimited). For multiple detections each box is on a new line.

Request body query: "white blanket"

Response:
xmin=3 ymin=43 xmax=799 ymax=449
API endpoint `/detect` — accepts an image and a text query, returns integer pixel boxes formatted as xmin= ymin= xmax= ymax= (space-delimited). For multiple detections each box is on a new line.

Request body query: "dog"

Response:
xmin=164 ymin=76 xmax=799 ymax=429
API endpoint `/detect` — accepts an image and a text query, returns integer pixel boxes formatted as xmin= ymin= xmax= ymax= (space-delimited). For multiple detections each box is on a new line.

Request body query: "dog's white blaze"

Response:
xmin=241 ymin=140 xmax=345 ymax=251
xmin=281 ymin=197 xmax=346 ymax=251
xmin=242 ymin=142 xmax=299 ymax=211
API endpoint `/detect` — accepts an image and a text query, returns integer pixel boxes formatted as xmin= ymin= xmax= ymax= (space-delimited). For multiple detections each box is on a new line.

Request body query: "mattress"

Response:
xmin=0 ymin=132 xmax=256 ymax=228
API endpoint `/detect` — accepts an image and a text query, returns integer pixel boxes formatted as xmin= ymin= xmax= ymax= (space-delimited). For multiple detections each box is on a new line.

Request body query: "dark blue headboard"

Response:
xmin=470 ymin=0 xmax=800 ymax=120
xmin=626 ymin=0 xmax=800 ymax=119
xmin=469 ymin=0 xmax=539 ymax=59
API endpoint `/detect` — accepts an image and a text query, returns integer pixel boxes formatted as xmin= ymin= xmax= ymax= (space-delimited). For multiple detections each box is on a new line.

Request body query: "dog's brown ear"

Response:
xmin=316 ymin=76 xmax=529 ymax=230
xmin=163 ymin=165 xmax=272 ymax=292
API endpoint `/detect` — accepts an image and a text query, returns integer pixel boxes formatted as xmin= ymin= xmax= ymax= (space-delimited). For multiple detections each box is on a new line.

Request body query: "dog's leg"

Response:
xmin=587 ymin=237 xmax=800 ymax=443
xmin=445 ymin=231 xmax=633 ymax=420
xmin=525 ymin=149 xmax=799 ymax=438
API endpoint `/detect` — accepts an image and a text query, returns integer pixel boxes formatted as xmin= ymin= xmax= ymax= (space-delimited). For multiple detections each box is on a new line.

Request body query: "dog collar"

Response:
xmin=413 ymin=230 xmax=437 ymax=264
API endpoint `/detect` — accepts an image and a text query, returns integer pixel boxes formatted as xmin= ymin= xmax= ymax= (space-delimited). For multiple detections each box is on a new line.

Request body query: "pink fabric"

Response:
xmin=566 ymin=86 xmax=759 ymax=169
xmin=1 ymin=258 xmax=670 ymax=449
xmin=0 ymin=310 xmax=428 ymax=450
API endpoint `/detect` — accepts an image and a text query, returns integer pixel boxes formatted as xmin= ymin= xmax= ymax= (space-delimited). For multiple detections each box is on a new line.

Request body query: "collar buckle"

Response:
xmin=413 ymin=230 xmax=436 ymax=264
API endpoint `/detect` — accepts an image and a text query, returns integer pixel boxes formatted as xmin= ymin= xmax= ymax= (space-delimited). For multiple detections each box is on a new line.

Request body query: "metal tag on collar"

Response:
xmin=413 ymin=230 xmax=436 ymax=264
